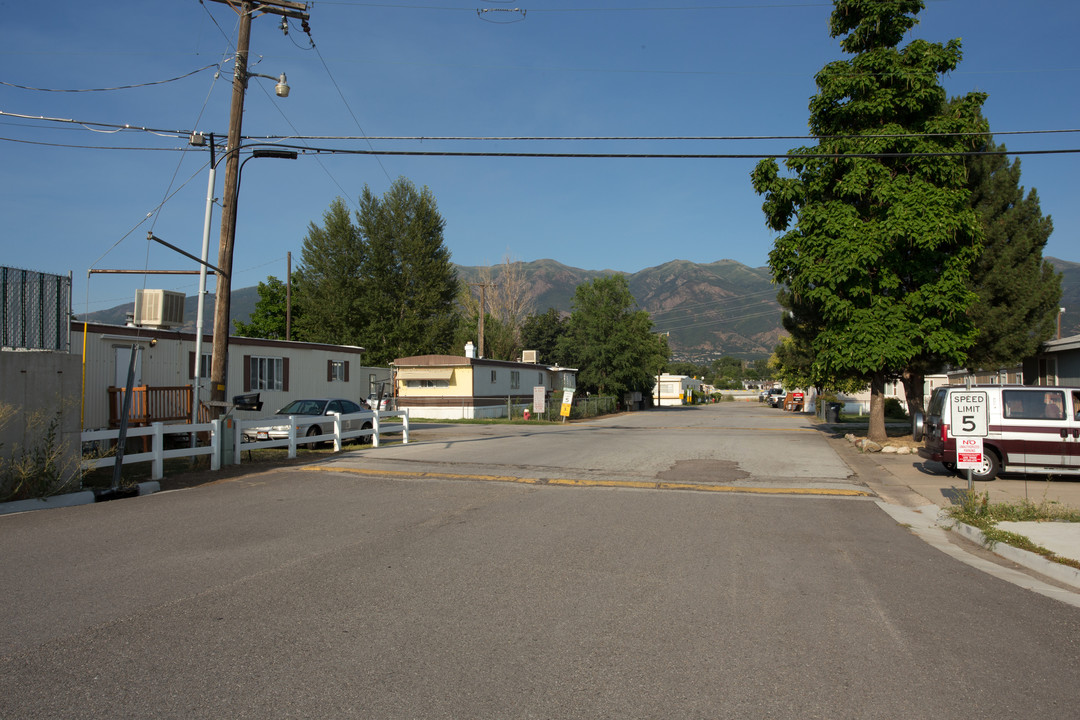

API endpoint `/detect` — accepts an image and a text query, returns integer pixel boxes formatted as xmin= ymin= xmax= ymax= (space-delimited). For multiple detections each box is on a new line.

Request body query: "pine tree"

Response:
xmin=292 ymin=197 xmax=367 ymax=346
xmin=964 ymin=140 xmax=1061 ymax=369
xmin=357 ymin=178 xmax=459 ymax=365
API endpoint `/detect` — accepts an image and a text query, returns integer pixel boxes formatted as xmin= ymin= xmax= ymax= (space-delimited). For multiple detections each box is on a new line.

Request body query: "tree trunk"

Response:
xmin=901 ymin=369 xmax=925 ymax=418
xmin=867 ymin=371 xmax=888 ymax=443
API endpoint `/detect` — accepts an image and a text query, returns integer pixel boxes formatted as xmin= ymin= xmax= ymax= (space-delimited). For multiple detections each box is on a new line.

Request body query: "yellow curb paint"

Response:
xmin=308 ymin=466 xmax=869 ymax=497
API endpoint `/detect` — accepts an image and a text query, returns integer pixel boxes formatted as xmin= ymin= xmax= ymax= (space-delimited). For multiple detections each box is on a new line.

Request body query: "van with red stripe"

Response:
xmin=913 ymin=385 xmax=1080 ymax=480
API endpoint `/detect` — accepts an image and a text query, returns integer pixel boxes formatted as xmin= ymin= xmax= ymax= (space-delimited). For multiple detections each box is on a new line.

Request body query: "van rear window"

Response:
xmin=1002 ymin=389 xmax=1066 ymax=420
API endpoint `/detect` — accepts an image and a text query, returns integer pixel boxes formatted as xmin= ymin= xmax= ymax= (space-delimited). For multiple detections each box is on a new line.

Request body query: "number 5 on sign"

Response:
xmin=949 ymin=391 xmax=988 ymax=438
xmin=560 ymin=389 xmax=575 ymax=418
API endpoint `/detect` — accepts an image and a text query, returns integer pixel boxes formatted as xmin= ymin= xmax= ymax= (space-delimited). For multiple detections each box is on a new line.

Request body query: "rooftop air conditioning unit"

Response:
xmin=521 ymin=350 xmax=538 ymax=364
xmin=134 ymin=289 xmax=185 ymax=329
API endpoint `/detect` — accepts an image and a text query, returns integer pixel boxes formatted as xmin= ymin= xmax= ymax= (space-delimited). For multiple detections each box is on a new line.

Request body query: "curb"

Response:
xmin=946 ymin=516 xmax=1080 ymax=590
xmin=0 ymin=481 xmax=161 ymax=517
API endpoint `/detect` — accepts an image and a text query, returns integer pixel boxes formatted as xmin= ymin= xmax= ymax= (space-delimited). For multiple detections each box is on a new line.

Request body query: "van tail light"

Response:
xmin=940 ymin=423 xmax=949 ymax=444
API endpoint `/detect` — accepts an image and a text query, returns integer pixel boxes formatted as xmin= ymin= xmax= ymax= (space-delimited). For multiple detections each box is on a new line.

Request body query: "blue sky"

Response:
xmin=2 ymin=0 xmax=1077 ymax=316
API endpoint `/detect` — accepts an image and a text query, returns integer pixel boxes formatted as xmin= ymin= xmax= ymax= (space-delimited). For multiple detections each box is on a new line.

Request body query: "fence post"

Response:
xmin=333 ymin=412 xmax=342 ymax=452
xmin=210 ymin=419 xmax=221 ymax=471
xmin=152 ymin=423 xmax=164 ymax=480
xmin=402 ymin=410 xmax=409 ymax=444
xmin=372 ymin=411 xmax=380 ymax=448
xmin=233 ymin=417 xmax=243 ymax=465
xmin=287 ymin=417 xmax=297 ymax=459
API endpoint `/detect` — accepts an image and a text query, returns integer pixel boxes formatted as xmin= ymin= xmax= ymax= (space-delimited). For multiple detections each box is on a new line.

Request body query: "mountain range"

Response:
xmin=81 ymin=257 xmax=1080 ymax=362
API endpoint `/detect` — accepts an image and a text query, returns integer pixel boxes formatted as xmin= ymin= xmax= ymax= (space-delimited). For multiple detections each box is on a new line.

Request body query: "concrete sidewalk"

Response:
xmin=835 ymin=436 xmax=1080 ymax=587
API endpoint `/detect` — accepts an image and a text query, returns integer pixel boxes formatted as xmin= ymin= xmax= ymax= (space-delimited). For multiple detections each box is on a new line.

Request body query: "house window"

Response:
xmin=1037 ymin=357 xmax=1057 ymax=386
xmin=491 ymin=370 xmax=497 ymax=384
xmin=328 ymin=360 xmax=346 ymax=382
xmin=406 ymin=379 xmax=449 ymax=388
xmin=511 ymin=370 xmax=520 ymax=389
xmin=250 ymin=356 xmax=284 ymax=391
xmin=539 ymin=372 xmax=544 ymax=386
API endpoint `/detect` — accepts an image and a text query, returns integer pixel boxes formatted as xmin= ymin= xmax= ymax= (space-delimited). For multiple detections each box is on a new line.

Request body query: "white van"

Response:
xmin=913 ymin=385 xmax=1080 ymax=480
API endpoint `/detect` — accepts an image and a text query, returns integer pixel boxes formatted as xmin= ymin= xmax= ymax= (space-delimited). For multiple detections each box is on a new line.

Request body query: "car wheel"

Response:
xmin=360 ymin=421 xmax=373 ymax=444
xmin=306 ymin=425 xmax=322 ymax=447
xmin=971 ymin=449 xmax=1000 ymax=481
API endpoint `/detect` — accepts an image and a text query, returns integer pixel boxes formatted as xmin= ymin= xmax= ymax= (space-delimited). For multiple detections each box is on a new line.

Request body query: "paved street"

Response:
xmin=2 ymin=403 xmax=1079 ymax=718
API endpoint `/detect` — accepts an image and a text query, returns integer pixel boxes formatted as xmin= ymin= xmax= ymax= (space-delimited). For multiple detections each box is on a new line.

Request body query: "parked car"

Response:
xmin=913 ymin=384 xmax=1080 ymax=481
xmin=763 ymin=388 xmax=785 ymax=407
xmin=367 ymin=393 xmax=394 ymax=411
xmin=243 ymin=398 xmax=373 ymax=445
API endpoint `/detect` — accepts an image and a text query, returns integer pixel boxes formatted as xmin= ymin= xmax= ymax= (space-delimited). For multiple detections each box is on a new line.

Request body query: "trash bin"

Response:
xmin=825 ymin=402 xmax=842 ymax=423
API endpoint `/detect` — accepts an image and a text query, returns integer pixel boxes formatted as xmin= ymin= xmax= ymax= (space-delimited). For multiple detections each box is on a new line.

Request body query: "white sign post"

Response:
xmin=949 ymin=390 xmax=988 ymax=490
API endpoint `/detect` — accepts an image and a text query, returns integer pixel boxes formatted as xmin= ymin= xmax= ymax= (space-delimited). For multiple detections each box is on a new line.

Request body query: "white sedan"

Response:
xmin=243 ymin=398 xmax=373 ymax=445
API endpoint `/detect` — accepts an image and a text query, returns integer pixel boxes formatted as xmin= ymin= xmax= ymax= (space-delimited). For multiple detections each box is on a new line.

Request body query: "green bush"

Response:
xmin=883 ymin=397 xmax=908 ymax=420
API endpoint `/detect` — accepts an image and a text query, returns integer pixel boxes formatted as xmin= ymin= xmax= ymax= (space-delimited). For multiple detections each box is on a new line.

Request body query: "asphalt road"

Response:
xmin=2 ymin=403 xmax=1079 ymax=718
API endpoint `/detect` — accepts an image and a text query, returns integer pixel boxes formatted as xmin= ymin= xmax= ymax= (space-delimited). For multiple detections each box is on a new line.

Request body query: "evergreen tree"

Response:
xmin=521 ymin=308 xmax=570 ymax=366
xmin=357 ymin=178 xmax=459 ymax=365
xmin=293 ymin=197 xmax=367 ymax=346
xmin=964 ymin=139 xmax=1061 ymax=369
xmin=751 ymin=0 xmax=987 ymax=442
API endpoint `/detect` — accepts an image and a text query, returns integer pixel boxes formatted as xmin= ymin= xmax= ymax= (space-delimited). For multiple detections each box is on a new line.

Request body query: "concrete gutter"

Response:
xmin=0 ymin=481 xmax=160 ymax=517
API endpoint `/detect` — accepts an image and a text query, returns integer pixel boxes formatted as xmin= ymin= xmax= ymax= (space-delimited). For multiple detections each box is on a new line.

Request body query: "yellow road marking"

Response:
xmin=308 ymin=466 xmax=869 ymax=497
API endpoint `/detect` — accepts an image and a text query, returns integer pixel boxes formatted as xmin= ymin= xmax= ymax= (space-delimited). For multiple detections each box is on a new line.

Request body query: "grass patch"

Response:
xmin=946 ymin=490 xmax=1080 ymax=570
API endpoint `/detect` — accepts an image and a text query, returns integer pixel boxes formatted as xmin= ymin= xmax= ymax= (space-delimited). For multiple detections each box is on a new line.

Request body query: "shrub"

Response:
xmin=883 ymin=397 xmax=908 ymax=420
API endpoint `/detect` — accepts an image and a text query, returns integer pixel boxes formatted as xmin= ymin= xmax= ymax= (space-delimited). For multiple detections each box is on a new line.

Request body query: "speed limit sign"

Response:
xmin=949 ymin=391 xmax=988 ymax=438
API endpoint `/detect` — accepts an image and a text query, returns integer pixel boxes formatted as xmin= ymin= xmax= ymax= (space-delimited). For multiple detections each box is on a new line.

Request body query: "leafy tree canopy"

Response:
xmin=751 ymin=0 xmax=987 ymax=441
xmin=559 ymin=275 xmax=669 ymax=400
xmin=234 ymin=275 xmax=293 ymax=340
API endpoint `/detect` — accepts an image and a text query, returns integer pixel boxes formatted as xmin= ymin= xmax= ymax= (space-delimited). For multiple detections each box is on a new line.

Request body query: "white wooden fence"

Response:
xmin=81 ymin=410 xmax=409 ymax=481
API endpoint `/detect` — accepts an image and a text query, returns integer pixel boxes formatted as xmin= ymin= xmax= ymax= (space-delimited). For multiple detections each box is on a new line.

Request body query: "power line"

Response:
xmin=247 ymin=129 xmax=1080 ymax=142
xmin=0 ymin=64 xmax=220 ymax=92
xmin=6 ymin=110 xmax=1079 ymax=144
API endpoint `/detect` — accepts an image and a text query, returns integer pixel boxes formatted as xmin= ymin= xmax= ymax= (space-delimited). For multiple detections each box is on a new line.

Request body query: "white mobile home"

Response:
xmin=73 ymin=321 xmax=389 ymax=429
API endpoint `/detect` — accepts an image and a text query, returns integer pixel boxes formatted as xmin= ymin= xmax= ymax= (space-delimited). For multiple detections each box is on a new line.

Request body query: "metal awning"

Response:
xmin=397 ymin=367 xmax=454 ymax=380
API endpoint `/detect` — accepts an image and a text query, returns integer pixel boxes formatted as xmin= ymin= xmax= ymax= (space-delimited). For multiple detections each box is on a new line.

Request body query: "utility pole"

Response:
xmin=468 ymin=282 xmax=492 ymax=358
xmin=286 ymin=251 xmax=292 ymax=342
xmin=205 ymin=0 xmax=309 ymax=409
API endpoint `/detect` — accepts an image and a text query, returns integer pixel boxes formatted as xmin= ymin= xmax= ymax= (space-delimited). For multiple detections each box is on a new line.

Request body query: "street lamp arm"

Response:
xmin=146 ymin=233 xmax=228 ymax=278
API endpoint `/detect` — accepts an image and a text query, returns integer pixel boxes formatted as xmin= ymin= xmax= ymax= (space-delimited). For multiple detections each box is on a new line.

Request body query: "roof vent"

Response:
xmin=521 ymin=350 xmax=538 ymax=364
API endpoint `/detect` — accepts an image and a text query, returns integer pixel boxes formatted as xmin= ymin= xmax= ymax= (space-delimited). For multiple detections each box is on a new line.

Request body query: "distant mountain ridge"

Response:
xmin=81 ymin=257 xmax=1080 ymax=363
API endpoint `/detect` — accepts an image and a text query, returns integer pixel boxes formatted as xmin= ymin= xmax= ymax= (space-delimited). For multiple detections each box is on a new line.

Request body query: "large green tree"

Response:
xmin=233 ymin=275 xmax=293 ymax=340
xmin=558 ymin=275 xmax=669 ymax=401
xmin=964 ymin=139 xmax=1061 ymax=369
xmin=357 ymin=177 xmax=459 ymax=365
xmin=751 ymin=0 xmax=987 ymax=442
xmin=897 ymin=130 xmax=1060 ymax=415
xmin=520 ymin=308 xmax=570 ymax=367
xmin=293 ymin=197 xmax=367 ymax=346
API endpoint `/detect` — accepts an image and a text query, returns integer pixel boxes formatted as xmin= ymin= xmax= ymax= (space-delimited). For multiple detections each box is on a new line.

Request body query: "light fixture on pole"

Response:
xmin=206 ymin=0 xmax=308 ymax=414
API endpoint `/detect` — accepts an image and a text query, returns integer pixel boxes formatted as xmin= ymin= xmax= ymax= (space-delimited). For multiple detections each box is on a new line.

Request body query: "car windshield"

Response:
xmin=276 ymin=400 xmax=327 ymax=416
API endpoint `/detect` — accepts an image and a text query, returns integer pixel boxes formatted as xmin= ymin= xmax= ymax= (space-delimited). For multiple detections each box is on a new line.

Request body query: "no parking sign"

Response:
xmin=956 ymin=436 xmax=984 ymax=470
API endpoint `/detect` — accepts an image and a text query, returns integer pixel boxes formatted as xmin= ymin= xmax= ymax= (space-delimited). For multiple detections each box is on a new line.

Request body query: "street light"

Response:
xmin=196 ymin=143 xmax=297 ymax=420
xmin=205 ymin=0 xmax=309 ymax=412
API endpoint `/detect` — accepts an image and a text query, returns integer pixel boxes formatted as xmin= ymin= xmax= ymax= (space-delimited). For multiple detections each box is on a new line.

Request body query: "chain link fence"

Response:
xmin=1 ymin=266 xmax=71 ymax=352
